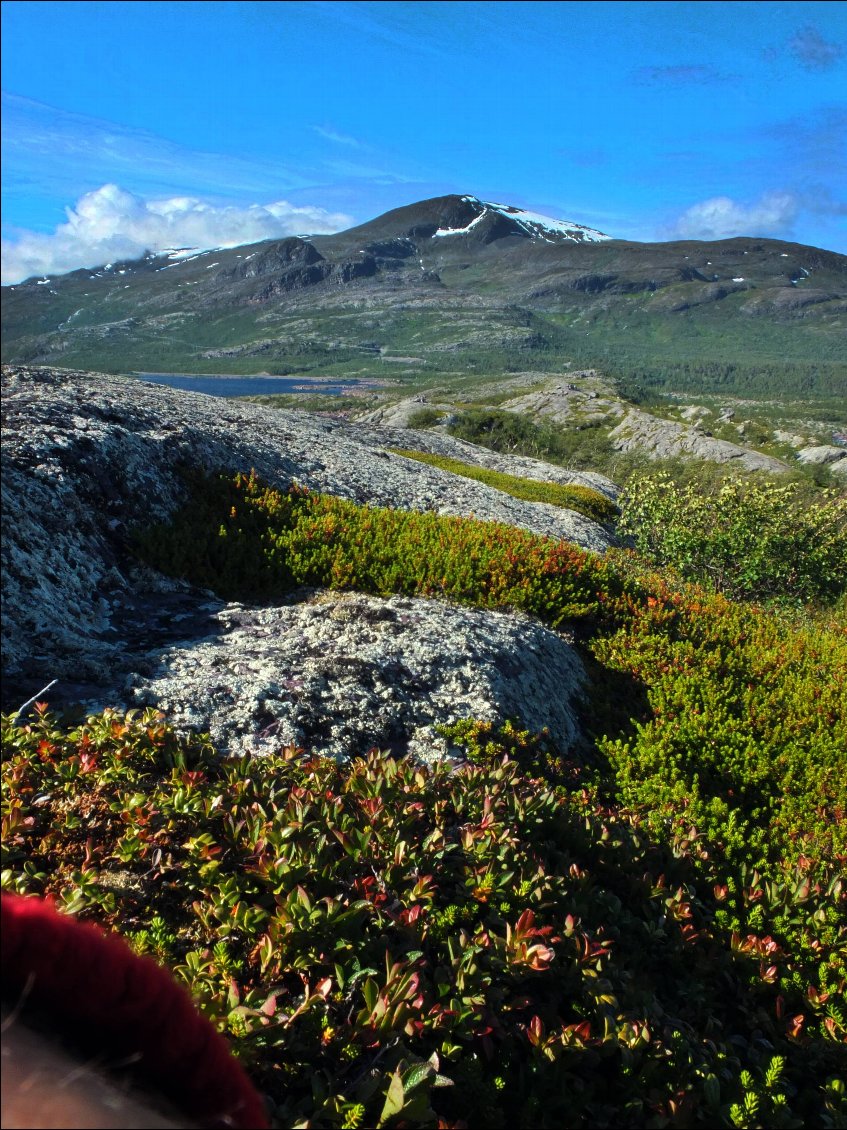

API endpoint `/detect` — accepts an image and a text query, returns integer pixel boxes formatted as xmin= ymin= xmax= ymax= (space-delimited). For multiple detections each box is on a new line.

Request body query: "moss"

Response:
xmin=388 ymin=448 xmax=619 ymax=523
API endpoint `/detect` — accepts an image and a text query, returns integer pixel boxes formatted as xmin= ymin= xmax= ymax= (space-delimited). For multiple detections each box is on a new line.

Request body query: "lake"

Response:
xmin=133 ymin=373 xmax=360 ymax=398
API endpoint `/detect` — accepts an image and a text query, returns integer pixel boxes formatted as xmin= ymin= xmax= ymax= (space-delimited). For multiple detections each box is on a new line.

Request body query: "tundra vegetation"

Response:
xmin=2 ymin=470 xmax=846 ymax=1129
xmin=386 ymin=450 xmax=619 ymax=525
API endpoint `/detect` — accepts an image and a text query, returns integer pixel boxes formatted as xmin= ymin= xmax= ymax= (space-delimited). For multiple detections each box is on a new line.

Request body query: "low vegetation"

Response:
xmin=618 ymin=473 xmax=847 ymax=605
xmin=388 ymin=449 xmax=619 ymax=524
xmin=446 ymin=408 xmax=621 ymax=473
xmin=3 ymin=470 xmax=845 ymax=1127
xmin=407 ymin=408 xmax=446 ymax=429
xmin=606 ymin=359 xmax=847 ymax=402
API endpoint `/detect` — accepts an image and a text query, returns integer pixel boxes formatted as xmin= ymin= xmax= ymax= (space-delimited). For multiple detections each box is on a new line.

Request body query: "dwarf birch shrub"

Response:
xmin=3 ymin=707 xmax=845 ymax=1128
xmin=618 ymin=473 xmax=847 ymax=605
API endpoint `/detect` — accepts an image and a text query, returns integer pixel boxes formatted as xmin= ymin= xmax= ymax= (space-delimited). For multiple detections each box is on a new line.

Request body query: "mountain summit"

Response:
xmin=2 ymin=193 xmax=844 ymax=377
xmin=331 ymin=194 xmax=611 ymax=248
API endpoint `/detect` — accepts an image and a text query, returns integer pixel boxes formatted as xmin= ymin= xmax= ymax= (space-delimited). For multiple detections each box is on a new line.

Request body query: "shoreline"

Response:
xmin=132 ymin=371 xmax=393 ymax=388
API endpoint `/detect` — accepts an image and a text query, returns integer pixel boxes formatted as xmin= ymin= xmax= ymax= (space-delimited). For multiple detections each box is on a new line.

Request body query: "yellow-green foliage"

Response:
xmin=4 ymin=469 xmax=845 ymax=1128
xmin=619 ymin=472 xmax=847 ymax=605
xmin=592 ymin=564 xmax=847 ymax=867
xmin=388 ymin=448 xmax=619 ymax=523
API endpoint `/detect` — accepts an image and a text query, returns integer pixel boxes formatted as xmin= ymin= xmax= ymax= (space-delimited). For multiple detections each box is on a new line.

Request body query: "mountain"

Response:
xmin=2 ymin=194 xmax=846 ymax=394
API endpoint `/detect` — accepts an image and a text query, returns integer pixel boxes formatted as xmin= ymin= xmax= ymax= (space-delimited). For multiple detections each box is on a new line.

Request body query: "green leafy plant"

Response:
xmin=5 ymin=467 xmax=846 ymax=1127
xmin=3 ymin=704 xmax=844 ymax=1127
xmin=618 ymin=472 xmax=847 ymax=605
xmin=406 ymin=408 xmax=444 ymax=429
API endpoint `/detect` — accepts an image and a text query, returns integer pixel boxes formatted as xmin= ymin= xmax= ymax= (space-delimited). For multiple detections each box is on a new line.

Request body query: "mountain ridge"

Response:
xmin=2 ymin=194 xmax=845 ymax=383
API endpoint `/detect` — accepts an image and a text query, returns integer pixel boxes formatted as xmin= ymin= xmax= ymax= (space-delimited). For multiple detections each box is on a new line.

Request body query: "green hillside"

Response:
xmin=3 ymin=196 xmax=845 ymax=402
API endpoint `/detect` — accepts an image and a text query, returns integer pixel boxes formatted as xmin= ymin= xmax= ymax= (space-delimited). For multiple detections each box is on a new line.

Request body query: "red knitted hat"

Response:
xmin=1 ymin=893 xmax=269 ymax=1129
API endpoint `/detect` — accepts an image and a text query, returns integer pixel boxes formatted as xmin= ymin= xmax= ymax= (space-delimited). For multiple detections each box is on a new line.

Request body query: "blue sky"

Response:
xmin=2 ymin=0 xmax=845 ymax=281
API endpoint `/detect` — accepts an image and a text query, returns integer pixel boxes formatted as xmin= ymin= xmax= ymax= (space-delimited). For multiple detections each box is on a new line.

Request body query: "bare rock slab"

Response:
xmin=609 ymin=409 xmax=789 ymax=473
xmin=126 ymin=592 xmax=586 ymax=760
xmin=1 ymin=366 xmax=606 ymax=755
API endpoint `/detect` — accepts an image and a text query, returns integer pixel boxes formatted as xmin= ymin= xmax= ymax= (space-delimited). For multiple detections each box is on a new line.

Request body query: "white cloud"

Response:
xmin=313 ymin=125 xmax=364 ymax=148
xmin=1 ymin=184 xmax=353 ymax=284
xmin=667 ymin=192 xmax=799 ymax=240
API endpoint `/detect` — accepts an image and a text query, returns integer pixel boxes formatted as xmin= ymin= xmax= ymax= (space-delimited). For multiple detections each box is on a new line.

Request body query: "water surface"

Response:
xmin=133 ymin=373 xmax=359 ymax=398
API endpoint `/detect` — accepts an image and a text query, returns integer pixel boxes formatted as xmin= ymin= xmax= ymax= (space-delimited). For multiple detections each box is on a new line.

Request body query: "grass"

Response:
xmin=386 ymin=449 xmax=619 ymax=523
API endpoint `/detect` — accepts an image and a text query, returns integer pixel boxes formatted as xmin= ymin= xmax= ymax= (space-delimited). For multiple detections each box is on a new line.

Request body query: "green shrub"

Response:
xmin=618 ymin=473 xmax=847 ymax=605
xmin=591 ymin=567 xmax=847 ymax=868
xmin=7 ymin=469 xmax=843 ymax=1127
xmin=136 ymin=470 xmax=621 ymax=626
xmin=388 ymin=448 xmax=619 ymax=523
xmin=406 ymin=407 xmax=444 ymax=429
xmin=447 ymin=408 xmax=617 ymax=471
xmin=3 ymin=706 xmax=844 ymax=1128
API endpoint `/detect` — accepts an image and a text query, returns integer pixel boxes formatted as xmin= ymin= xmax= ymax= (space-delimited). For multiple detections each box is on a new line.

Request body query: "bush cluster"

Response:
xmin=618 ymin=473 xmax=847 ymax=605
xmin=446 ymin=408 xmax=617 ymax=471
xmin=406 ymin=408 xmax=445 ymax=429
xmin=134 ymin=471 xmax=846 ymax=874
xmin=387 ymin=449 xmax=619 ymax=524
xmin=2 ymin=708 xmax=844 ymax=1128
xmin=3 ymin=469 xmax=845 ymax=1127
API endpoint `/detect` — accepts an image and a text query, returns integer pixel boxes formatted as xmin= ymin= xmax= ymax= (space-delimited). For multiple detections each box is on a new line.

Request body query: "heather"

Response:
xmin=3 ymin=470 xmax=846 ymax=1128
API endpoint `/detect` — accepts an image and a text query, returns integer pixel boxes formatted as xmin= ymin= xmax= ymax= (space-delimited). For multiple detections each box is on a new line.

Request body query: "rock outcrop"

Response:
xmin=128 ymin=592 xmax=586 ymax=762
xmin=2 ymin=366 xmax=600 ymax=756
xmin=355 ymin=422 xmax=619 ymax=499
xmin=796 ymin=444 xmax=847 ymax=467
xmin=608 ymin=409 xmax=789 ymax=473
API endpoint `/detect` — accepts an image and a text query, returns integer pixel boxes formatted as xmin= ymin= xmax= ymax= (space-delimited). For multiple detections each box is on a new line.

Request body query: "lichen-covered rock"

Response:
xmin=609 ymin=409 xmax=789 ymax=473
xmin=125 ymin=591 xmax=586 ymax=760
xmin=796 ymin=444 xmax=847 ymax=467
xmin=1 ymin=366 xmax=607 ymax=752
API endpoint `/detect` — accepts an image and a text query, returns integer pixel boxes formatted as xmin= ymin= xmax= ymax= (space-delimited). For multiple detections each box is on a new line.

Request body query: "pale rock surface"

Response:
xmin=354 ymin=395 xmax=454 ymax=428
xmin=680 ymin=405 xmax=710 ymax=422
xmin=498 ymin=382 xmax=615 ymax=425
xmin=796 ymin=445 xmax=847 ymax=467
xmin=476 ymin=377 xmax=792 ymax=473
xmin=774 ymin=430 xmax=810 ymax=448
xmin=2 ymin=366 xmax=599 ymax=757
xmin=608 ymin=409 xmax=789 ymax=473
xmin=126 ymin=591 xmax=586 ymax=760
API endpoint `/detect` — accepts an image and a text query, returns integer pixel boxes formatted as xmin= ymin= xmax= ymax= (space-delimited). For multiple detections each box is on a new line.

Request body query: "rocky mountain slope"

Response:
xmin=1 ymin=365 xmax=607 ymax=755
xmin=3 ymin=195 xmax=845 ymax=387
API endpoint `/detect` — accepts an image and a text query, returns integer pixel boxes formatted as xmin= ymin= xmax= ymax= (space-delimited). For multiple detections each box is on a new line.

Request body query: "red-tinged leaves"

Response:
xmin=527 ymin=1015 xmax=545 ymax=1046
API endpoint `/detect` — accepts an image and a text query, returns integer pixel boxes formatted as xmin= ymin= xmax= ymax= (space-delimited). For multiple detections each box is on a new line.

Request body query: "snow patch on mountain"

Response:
xmin=486 ymin=201 xmax=611 ymax=243
xmin=432 ymin=197 xmax=610 ymax=243
xmin=431 ymin=211 xmax=489 ymax=238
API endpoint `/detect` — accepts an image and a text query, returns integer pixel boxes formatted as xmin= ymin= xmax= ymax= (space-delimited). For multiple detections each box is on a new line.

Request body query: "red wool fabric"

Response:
xmin=1 ymin=892 xmax=269 ymax=1129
